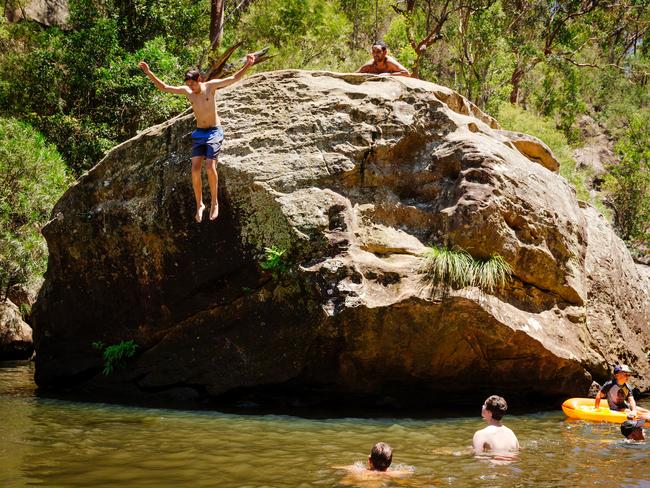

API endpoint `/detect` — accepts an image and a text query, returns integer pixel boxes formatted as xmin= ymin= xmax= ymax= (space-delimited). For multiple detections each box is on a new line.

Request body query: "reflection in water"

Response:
xmin=1 ymin=363 xmax=649 ymax=487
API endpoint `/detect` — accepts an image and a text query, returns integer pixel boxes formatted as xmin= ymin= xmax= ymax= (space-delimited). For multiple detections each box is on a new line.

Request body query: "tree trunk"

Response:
xmin=509 ymin=67 xmax=525 ymax=105
xmin=210 ymin=0 xmax=226 ymax=48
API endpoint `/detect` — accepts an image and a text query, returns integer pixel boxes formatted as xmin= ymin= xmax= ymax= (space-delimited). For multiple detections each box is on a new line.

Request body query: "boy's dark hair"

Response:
xmin=372 ymin=40 xmax=388 ymax=50
xmin=369 ymin=442 xmax=392 ymax=471
xmin=620 ymin=419 xmax=644 ymax=438
xmin=484 ymin=395 xmax=508 ymax=420
xmin=184 ymin=68 xmax=201 ymax=82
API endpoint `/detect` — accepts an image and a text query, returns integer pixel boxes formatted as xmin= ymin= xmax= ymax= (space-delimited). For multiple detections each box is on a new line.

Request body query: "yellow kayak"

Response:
xmin=562 ymin=398 xmax=649 ymax=425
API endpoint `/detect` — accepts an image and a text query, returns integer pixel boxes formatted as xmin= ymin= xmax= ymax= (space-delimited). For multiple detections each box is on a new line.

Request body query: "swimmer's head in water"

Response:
xmin=621 ymin=419 xmax=645 ymax=440
xmin=368 ymin=442 xmax=392 ymax=471
xmin=483 ymin=395 xmax=508 ymax=421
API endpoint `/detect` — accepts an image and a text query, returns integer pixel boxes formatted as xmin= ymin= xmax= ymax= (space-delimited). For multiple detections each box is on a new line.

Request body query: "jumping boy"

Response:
xmin=139 ymin=55 xmax=255 ymax=222
xmin=595 ymin=365 xmax=650 ymax=420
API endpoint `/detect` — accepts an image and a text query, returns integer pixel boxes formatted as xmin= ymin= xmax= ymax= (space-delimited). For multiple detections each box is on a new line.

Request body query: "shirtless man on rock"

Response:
xmin=357 ymin=40 xmax=411 ymax=77
xmin=139 ymin=55 xmax=254 ymax=222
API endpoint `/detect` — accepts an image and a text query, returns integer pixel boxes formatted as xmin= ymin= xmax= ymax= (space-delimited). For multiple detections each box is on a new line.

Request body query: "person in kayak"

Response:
xmin=595 ymin=364 xmax=650 ymax=420
xmin=472 ymin=395 xmax=519 ymax=455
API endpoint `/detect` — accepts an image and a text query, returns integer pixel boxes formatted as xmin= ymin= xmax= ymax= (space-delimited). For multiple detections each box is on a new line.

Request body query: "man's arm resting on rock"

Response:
xmin=139 ymin=61 xmax=188 ymax=95
xmin=386 ymin=56 xmax=411 ymax=77
xmin=357 ymin=62 xmax=375 ymax=73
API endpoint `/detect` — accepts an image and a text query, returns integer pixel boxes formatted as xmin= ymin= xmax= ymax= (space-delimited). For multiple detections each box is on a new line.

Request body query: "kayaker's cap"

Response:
xmin=613 ymin=364 xmax=632 ymax=374
xmin=620 ymin=419 xmax=644 ymax=437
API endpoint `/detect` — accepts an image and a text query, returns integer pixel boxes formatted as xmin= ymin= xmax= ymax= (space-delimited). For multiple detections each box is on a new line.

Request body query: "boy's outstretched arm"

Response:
xmin=205 ymin=54 xmax=255 ymax=89
xmin=139 ymin=61 xmax=189 ymax=95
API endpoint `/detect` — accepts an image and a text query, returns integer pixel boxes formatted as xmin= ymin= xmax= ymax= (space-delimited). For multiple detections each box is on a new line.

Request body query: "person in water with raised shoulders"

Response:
xmin=139 ymin=54 xmax=255 ymax=223
xmin=472 ymin=395 xmax=519 ymax=455
xmin=335 ymin=442 xmax=413 ymax=485
xmin=595 ymin=364 xmax=650 ymax=420
xmin=357 ymin=40 xmax=411 ymax=77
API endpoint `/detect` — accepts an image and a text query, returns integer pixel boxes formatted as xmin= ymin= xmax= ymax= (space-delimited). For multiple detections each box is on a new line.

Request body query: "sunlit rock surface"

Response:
xmin=32 ymin=70 xmax=650 ymax=406
xmin=0 ymin=300 xmax=33 ymax=360
xmin=5 ymin=0 xmax=68 ymax=27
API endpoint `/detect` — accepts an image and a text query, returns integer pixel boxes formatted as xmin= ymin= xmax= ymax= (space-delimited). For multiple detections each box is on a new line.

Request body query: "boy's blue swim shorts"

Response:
xmin=191 ymin=126 xmax=224 ymax=160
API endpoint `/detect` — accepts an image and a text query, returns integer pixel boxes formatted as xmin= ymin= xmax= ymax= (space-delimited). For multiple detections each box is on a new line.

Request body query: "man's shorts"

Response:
xmin=191 ymin=126 xmax=224 ymax=160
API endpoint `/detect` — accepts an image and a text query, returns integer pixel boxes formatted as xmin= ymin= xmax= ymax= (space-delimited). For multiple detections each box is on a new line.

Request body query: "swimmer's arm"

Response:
xmin=385 ymin=56 xmax=411 ymax=77
xmin=138 ymin=61 xmax=189 ymax=95
xmin=205 ymin=54 xmax=255 ymax=89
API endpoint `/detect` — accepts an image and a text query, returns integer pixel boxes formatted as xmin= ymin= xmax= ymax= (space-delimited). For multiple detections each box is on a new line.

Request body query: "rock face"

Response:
xmin=5 ymin=0 xmax=68 ymax=27
xmin=0 ymin=300 xmax=33 ymax=360
xmin=32 ymin=71 xmax=650 ymax=407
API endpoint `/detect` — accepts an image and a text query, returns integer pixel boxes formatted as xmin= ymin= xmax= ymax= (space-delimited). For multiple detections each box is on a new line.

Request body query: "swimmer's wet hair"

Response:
xmin=372 ymin=40 xmax=388 ymax=50
xmin=184 ymin=68 xmax=201 ymax=82
xmin=369 ymin=442 xmax=392 ymax=471
xmin=484 ymin=395 xmax=508 ymax=420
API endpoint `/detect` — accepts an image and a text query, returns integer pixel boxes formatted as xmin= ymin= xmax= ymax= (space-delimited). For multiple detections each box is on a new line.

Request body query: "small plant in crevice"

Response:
xmin=259 ymin=246 xmax=288 ymax=278
xmin=92 ymin=340 xmax=138 ymax=375
xmin=418 ymin=245 xmax=512 ymax=296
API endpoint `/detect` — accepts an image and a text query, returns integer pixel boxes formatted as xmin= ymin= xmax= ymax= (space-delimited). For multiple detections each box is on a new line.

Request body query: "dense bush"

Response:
xmin=603 ymin=115 xmax=650 ymax=249
xmin=0 ymin=1 xmax=205 ymax=175
xmin=0 ymin=118 xmax=72 ymax=298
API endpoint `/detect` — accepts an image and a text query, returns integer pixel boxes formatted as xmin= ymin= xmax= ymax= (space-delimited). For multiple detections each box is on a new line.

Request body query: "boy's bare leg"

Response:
xmin=206 ymin=158 xmax=219 ymax=220
xmin=191 ymin=156 xmax=205 ymax=222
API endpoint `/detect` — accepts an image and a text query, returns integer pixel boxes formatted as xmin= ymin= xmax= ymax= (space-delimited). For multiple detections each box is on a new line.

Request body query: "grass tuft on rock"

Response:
xmin=419 ymin=245 xmax=513 ymax=295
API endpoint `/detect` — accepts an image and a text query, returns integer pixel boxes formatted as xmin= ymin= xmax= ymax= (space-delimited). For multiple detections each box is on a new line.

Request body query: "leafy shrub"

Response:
xmin=259 ymin=245 xmax=288 ymax=277
xmin=419 ymin=245 xmax=512 ymax=295
xmin=603 ymin=115 xmax=650 ymax=248
xmin=92 ymin=340 xmax=139 ymax=375
xmin=0 ymin=117 xmax=72 ymax=298
xmin=238 ymin=0 xmax=352 ymax=71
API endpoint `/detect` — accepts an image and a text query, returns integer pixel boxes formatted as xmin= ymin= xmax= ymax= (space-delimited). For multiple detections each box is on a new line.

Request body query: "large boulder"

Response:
xmin=32 ymin=71 xmax=650 ymax=406
xmin=0 ymin=300 xmax=33 ymax=360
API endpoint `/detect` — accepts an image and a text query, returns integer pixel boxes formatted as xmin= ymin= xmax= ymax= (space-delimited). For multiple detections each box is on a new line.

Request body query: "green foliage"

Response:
xmin=418 ymin=245 xmax=512 ymax=295
xmin=0 ymin=2 xmax=203 ymax=174
xmin=0 ymin=117 xmax=72 ymax=298
xmin=603 ymin=115 xmax=650 ymax=247
xmin=238 ymin=0 xmax=353 ymax=71
xmin=93 ymin=340 xmax=139 ymax=375
xmin=259 ymin=245 xmax=288 ymax=277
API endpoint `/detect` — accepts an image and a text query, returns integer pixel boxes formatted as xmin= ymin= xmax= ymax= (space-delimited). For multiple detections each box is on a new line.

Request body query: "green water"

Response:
xmin=1 ymin=363 xmax=649 ymax=487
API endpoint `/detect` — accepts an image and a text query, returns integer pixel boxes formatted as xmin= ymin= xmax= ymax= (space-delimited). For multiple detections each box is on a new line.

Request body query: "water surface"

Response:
xmin=2 ymin=363 xmax=649 ymax=487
